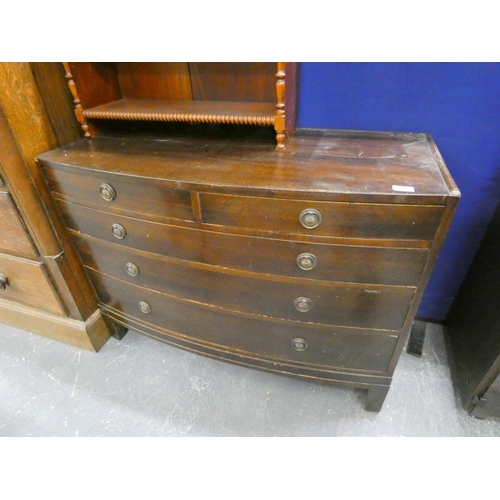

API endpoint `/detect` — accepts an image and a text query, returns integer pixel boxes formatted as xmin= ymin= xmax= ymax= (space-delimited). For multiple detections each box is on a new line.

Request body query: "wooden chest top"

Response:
xmin=36 ymin=129 xmax=458 ymax=203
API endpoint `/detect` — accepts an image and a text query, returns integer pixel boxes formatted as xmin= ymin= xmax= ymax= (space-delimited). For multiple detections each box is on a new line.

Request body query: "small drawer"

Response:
xmin=43 ymin=167 xmax=194 ymax=223
xmin=91 ymin=270 xmax=399 ymax=373
xmin=75 ymin=235 xmax=415 ymax=330
xmin=0 ymin=253 xmax=65 ymax=315
xmin=0 ymin=191 xmax=37 ymax=257
xmin=59 ymin=200 xmax=429 ymax=287
xmin=200 ymin=193 xmax=444 ymax=240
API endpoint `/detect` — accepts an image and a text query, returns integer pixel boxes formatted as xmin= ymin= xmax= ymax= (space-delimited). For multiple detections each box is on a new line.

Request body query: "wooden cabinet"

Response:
xmin=446 ymin=199 xmax=500 ymax=419
xmin=0 ymin=63 xmax=112 ymax=351
xmin=37 ymin=128 xmax=459 ymax=410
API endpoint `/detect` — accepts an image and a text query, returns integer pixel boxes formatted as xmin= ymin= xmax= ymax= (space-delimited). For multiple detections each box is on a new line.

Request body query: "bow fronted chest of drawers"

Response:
xmin=37 ymin=129 xmax=459 ymax=411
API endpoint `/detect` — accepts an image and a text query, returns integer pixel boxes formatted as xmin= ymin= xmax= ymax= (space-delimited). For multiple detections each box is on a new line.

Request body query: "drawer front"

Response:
xmin=0 ymin=253 xmax=65 ymax=315
xmin=91 ymin=270 xmax=399 ymax=373
xmin=0 ymin=191 xmax=37 ymax=257
xmin=75 ymin=235 xmax=414 ymax=330
xmin=200 ymin=193 xmax=444 ymax=240
xmin=60 ymin=200 xmax=428 ymax=286
xmin=44 ymin=167 xmax=194 ymax=222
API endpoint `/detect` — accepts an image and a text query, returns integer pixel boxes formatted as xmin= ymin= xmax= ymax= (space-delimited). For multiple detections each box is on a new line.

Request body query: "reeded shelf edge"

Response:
xmin=83 ymin=99 xmax=276 ymax=126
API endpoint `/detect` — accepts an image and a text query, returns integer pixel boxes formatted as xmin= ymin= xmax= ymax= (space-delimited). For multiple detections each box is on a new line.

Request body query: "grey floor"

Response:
xmin=1 ymin=321 xmax=500 ymax=437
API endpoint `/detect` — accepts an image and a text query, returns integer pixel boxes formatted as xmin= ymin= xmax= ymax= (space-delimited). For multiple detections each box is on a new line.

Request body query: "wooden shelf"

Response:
xmin=83 ymin=99 xmax=276 ymax=126
xmin=63 ymin=62 xmax=297 ymax=149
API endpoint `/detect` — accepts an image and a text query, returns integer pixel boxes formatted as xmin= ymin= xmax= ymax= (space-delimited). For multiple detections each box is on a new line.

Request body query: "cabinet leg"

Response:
xmin=406 ymin=319 xmax=427 ymax=357
xmin=101 ymin=314 xmax=128 ymax=340
xmin=365 ymin=385 xmax=390 ymax=412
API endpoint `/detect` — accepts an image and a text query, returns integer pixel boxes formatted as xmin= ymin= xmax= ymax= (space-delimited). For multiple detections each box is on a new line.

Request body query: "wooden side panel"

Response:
xmin=284 ymin=62 xmax=298 ymax=138
xmin=446 ymin=198 xmax=500 ymax=411
xmin=29 ymin=62 xmax=83 ymax=146
xmin=68 ymin=62 xmax=121 ymax=110
xmin=115 ymin=62 xmax=192 ymax=100
xmin=0 ymin=191 xmax=37 ymax=257
xmin=189 ymin=63 xmax=276 ymax=103
xmin=0 ymin=63 xmax=105 ymax=321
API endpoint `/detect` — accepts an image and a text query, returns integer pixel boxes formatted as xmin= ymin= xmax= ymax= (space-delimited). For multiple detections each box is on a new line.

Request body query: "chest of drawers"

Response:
xmin=37 ymin=129 xmax=459 ymax=411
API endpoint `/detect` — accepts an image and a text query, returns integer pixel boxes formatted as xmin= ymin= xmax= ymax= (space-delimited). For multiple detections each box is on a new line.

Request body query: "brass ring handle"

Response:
xmin=138 ymin=301 xmax=151 ymax=314
xmin=125 ymin=262 xmax=139 ymax=277
xmin=297 ymin=253 xmax=317 ymax=271
xmin=111 ymin=223 xmax=126 ymax=239
xmin=294 ymin=296 xmax=313 ymax=312
xmin=299 ymin=208 xmax=322 ymax=229
xmin=0 ymin=273 xmax=9 ymax=290
xmin=291 ymin=337 xmax=308 ymax=351
xmin=100 ymin=183 xmax=116 ymax=202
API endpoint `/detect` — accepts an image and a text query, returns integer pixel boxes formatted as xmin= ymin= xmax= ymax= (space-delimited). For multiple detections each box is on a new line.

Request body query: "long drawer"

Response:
xmin=60 ymin=200 xmax=428 ymax=286
xmin=90 ymin=269 xmax=399 ymax=373
xmin=0 ymin=190 xmax=37 ymax=257
xmin=44 ymin=166 xmax=194 ymax=223
xmin=75 ymin=234 xmax=414 ymax=330
xmin=200 ymin=193 xmax=444 ymax=240
xmin=0 ymin=252 xmax=64 ymax=315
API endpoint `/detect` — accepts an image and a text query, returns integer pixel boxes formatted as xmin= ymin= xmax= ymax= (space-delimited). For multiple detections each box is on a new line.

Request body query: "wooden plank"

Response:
xmin=189 ymin=62 xmax=276 ymax=102
xmin=115 ymin=63 xmax=192 ymax=100
xmin=0 ymin=299 xmax=110 ymax=352
xmin=37 ymin=131 xmax=452 ymax=199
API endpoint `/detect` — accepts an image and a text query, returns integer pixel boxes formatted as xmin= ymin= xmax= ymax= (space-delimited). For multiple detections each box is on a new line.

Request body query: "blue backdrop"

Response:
xmin=297 ymin=62 xmax=500 ymax=321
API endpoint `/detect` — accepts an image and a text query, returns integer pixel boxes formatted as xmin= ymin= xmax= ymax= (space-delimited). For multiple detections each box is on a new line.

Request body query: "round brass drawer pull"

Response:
xmin=138 ymin=301 xmax=151 ymax=314
xmin=111 ymin=223 xmax=126 ymax=239
xmin=296 ymin=253 xmax=317 ymax=271
xmin=299 ymin=208 xmax=322 ymax=229
xmin=0 ymin=273 xmax=9 ymax=290
xmin=291 ymin=337 xmax=308 ymax=352
xmin=100 ymin=183 xmax=116 ymax=202
xmin=294 ymin=296 xmax=313 ymax=312
xmin=125 ymin=262 xmax=139 ymax=277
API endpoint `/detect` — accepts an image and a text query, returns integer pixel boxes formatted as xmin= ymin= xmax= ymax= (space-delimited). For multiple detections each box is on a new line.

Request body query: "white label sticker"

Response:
xmin=392 ymin=185 xmax=415 ymax=193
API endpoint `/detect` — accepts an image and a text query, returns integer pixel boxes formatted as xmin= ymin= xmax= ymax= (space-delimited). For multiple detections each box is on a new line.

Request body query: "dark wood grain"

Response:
xmin=74 ymin=234 xmax=414 ymax=330
xmin=68 ymin=63 xmax=122 ymax=110
xmin=44 ymin=166 xmax=195 ymax=223
xmin=37 ymin=127 xmax=459 ymax=410
xmin=37 ymin=131 xmax=452 ymax=200
xmin=200 ymin=193 xmax=444 ymax=240
xmin=446 ymin=199 xmax=500 ymax=414
xmin=90 ymin=269 xmax=399 ymax=373
xmin=115 ymin=63 xmax=192 ymax=100
xmin=189 ymin=63 xmax=276 ymax=103
xmin=0 ymin=191 xmax=37 ymax=257
xmin=57 ymin=200 xmax=427 ymax=285
xmin=29 ymin=62 xmax=83 ymax=146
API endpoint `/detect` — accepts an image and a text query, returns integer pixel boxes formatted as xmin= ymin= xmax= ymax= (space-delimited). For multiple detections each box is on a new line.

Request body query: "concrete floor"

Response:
xmin=1 ymin=321 xmax=500 ymax=437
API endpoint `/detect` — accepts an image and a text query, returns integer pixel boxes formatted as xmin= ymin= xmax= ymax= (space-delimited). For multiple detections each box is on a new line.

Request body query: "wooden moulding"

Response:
xmin=0 ymin=299 xmax=110 ymax=352
xmin=63 ymin=62 xmax=298 ymax=148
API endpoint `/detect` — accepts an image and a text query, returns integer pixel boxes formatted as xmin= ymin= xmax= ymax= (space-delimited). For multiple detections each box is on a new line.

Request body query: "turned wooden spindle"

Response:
xmin=275 ymin=62 xmax=286 ymax=150
xmin=62 ymin=62 xmax=91 ymax=138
